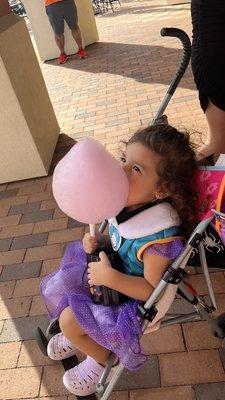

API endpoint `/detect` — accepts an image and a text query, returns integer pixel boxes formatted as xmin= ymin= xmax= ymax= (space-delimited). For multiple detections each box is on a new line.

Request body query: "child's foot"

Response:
xmin=77 ymin=48 xmax=88 ymax=59
xmin=63 ymin=356 xmax=116 ymax=395
xmin=47 ymin=332 xmax=77 ymax=360
xmin=59 ymin=52 xmax=68 ymax=64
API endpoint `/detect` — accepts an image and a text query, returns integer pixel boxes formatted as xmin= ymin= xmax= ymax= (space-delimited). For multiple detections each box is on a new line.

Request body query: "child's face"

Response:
xmin=121 ymin=142 xmax=163 ymax=208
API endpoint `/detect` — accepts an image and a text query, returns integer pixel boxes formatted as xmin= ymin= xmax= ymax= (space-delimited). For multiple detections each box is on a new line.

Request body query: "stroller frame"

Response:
xmin=35 ymin=28 xmax=225 ymax=400
xmin=97 ymin=215 xmax=225 ymax=399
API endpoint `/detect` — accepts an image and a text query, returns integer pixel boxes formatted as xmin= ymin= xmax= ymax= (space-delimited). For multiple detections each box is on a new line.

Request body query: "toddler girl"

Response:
xmin=40 ymin=124 xmax=198 ymax=396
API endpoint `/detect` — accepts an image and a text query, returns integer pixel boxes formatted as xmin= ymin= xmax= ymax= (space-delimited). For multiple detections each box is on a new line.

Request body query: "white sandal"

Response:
xmin=63 ymin=356 xmax=116 ymax=395
xmin=47 ymin=332 xmax=77 ymax=360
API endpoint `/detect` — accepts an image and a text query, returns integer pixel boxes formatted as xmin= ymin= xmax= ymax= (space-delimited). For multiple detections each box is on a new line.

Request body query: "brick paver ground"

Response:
xmin=1 ymin=1 xmax=225 ymax=400
xmin=40 ymin=0 xmax=209 ymax=156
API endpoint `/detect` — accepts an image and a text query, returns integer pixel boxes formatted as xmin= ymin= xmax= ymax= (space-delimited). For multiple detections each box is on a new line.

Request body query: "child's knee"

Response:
xmin=59 ymin=306 xmax=84 ymax=337
xmin=59 ymin=306 xmax=75 ymax=330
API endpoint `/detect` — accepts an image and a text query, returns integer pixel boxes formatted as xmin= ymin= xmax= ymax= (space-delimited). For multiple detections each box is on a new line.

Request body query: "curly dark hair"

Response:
xmin=125 ymin=124 xmax=199 ymax=238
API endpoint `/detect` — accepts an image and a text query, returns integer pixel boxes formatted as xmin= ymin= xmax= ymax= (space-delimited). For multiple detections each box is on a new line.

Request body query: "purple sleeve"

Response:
xmin=144 ymin=239 xmax=184 ymax=260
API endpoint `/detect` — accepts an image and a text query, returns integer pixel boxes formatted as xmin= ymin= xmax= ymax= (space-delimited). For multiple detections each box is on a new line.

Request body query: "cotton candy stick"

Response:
xmin=89 ymin=223 xmax=96 ymax=237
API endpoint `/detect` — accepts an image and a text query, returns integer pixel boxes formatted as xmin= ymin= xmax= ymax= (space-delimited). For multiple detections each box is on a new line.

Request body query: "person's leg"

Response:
xmin=199 ymin=101 xmax=225 ymax=160
xmin=59 ymin=306 xmax=117 ymax=396
xmin=54 ymin=33 xmax=65 ymax=54
xmin=71 ymin=26 xmax=83 ymax=50
xmin=63 ymin=0 xmax=87 ymax=58
xmin=71 ymin=27 xmax=87 ymax=58
xmin=59 ymin=306 xmax=110 ymax=365
xmin=191 ymin=1 xmax=225 ymax=161
xmin=204 ymin=101 xmax=225 ymax=160
xmin=54 ymin=32 xmax=68 ymax=64
xmin=46 ymin=3 xmax=67 ymax=63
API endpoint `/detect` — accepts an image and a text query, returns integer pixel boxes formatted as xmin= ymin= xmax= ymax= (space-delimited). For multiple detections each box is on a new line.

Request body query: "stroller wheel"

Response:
xmin=96 ymin=382 xmax=105 ymax=395
xmin=34 ymin=327 xmax=48 ymax=356
xmin=211 ymin=312 xmax=225 ymax=339
xmin=46 ymin=318 xmax=60 ymax=336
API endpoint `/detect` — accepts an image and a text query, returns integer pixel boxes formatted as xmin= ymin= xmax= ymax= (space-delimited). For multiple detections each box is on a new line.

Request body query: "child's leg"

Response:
xmin=59 ymin=306 xmax=110 ymax=365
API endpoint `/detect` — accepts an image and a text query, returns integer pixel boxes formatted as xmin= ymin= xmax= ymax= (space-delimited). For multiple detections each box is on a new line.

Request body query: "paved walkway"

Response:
xmin=1 ymin=1 xmax=225 ymax=400
xmin=41 ymin=0 xmax=208 ymax=155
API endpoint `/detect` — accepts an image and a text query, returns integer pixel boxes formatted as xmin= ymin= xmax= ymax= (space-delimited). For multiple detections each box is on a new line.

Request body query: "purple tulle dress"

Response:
xmin=40 ymin=239 xmax=183 ymax=370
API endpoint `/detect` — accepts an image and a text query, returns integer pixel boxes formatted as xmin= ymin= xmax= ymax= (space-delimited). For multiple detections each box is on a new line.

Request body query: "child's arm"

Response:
xmin=87 ymin=251 xmax=170 ymax=301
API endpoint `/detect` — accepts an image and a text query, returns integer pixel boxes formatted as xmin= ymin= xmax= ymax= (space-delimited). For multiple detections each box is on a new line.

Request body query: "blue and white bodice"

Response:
xmin=108 ymin=202 xmax=182 ymax=277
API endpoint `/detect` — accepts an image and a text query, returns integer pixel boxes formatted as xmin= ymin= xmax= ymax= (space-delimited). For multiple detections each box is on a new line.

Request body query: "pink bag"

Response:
xmin=195 ymin=167 xmax=225 ymax=242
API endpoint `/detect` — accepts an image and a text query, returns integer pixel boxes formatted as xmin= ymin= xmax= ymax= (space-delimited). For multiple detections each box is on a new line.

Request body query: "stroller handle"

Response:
xmin=152 ymin=28 xmax=191 ymax=124
xmin=160 ymin=28 xmax=191 ymax=96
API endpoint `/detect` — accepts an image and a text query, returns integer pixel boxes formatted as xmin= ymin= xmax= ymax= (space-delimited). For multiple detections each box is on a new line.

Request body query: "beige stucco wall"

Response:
xmin=23 ymin=0 xmax=99 ymax=61
xmin=0 ymin=13 xmax=59 ymax=183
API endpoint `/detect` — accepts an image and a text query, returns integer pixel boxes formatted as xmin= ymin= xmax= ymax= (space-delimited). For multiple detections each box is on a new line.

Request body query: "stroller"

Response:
xmin=35 ymin=28 xmax=225 ymax=400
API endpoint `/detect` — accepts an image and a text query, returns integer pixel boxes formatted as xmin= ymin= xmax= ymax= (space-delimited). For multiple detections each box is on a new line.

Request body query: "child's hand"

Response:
xmin=87 ymin=251 xmax=112 ymax=286
xmin=82 ymin=233 xmax=99 ymax=254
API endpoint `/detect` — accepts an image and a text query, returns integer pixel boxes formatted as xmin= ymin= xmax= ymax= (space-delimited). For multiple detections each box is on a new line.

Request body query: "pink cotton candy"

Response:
xmin=52 ymin=137 xmax=129 ymax=224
